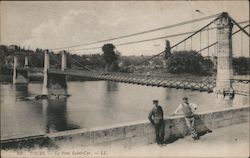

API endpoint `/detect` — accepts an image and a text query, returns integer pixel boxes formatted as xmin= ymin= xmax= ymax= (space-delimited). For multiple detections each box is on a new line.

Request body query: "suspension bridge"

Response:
xmin=12 ymin=12 xmax=250 ymax=95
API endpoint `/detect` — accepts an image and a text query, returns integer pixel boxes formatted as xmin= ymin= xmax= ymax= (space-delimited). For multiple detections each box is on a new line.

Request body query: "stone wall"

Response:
xmin=48 ymin=106 xmax=249 ymax=148
xmin=1 ymin=106 xmax=249 ymax=149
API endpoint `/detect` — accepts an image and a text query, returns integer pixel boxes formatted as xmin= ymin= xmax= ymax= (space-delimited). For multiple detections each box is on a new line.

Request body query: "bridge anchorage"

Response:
xmin=12 ymin=12 xmax=249 ymax=103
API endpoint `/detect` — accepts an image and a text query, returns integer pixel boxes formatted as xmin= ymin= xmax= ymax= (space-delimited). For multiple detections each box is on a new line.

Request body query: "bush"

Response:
xmin=166 ymin=50 xmax=214 ymax=75
xmin=233 ymin=57 xmax=250 ymax=75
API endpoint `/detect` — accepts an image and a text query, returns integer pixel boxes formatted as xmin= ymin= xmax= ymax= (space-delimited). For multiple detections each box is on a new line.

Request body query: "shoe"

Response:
xmin=192 ymin=136 xmax=199 ymax=140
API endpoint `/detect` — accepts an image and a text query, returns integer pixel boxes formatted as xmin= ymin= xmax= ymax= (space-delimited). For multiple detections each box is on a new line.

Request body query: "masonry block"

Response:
xmin=49 ymin=130 xmax=94 ymax=147
xmin=93 ymin=127 xmax=125 ymax=144
xmin=147 ymin=133 xmax=156 ymax=144
xmin=213 ymin=110 xmax=233 ymax=121
xmin=231 ymin=117 xmax=249 ymax=125
xmin=143 ymin=123 xmax=155 ymax=134
xmin=110 ymin=138 xmax=131 ymax=149
xmin=130 ymin=133 xmax=153 ymax=147
xmin=231 ymin=107 xmax=249 ymax=119
xmin=196 ymin=113 xmax=214 ymax=129
xmin=124 ymin=124 xmax=144 ymax=138
xmin=214 ymin=119 xmax=232 ymax=129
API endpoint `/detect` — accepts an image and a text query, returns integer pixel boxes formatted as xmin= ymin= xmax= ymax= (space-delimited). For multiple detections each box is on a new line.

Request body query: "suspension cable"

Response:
xmin=228 ymin=16 xmax=250 ymax=37
xmin=50 ymin=54 xmax=61 ymax=66
xmin=136 ymin=16 xmax=221 ymax=66
xmin=241 ymin=31 xmax=243 ymax=56
xmin=197 ymin=24 xmax=249 ymax=53
xmin=207 ymin=25 xmax=210 ymax=57
xmin=50 ymin=13 xmax=222 ymax=51
xmin=67 ymin=20 xmax=249 ymax=52
xmin=71 ymin=57 xmax=93 ymax=71
xmin=191 ymin=36 xmax=192 ymax=50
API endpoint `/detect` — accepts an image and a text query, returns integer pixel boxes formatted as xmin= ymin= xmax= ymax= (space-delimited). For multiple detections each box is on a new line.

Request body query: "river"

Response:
xmin=0 ymin=81 xmax=248 ymax=140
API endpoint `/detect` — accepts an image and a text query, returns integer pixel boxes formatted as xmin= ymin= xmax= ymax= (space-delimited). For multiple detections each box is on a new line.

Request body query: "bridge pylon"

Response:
xmin=13 ymin=55 xmax=29 ymax=84
xmin=42 ymin=50 xmax=68 ymax=96
xmin=61 ymin=50 xmax=67 ymax=71
xmin=214 ymin=12 xmax=234 ymax=103
xmin=164 ymin=40 xmax=171 ymax=59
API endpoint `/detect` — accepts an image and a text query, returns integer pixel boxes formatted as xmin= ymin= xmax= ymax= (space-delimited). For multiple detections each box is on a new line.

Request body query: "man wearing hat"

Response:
xmin=172 ymin=97 xmax=199 ymax=140
xmin=148 ymin=100 xmax=165 ymax=144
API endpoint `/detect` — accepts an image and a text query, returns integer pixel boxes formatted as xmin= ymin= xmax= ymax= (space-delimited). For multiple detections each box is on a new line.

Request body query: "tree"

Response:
xmin=233 ymin=57 xmax=250 ymax=75
xmin=102 ymin=44 xmax=119 ymax=71
xmin=166 ymin=50 xmax=214 ymax=75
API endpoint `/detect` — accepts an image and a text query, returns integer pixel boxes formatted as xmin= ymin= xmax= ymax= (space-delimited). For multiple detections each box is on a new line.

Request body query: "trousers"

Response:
xmin=185 ymin=116 xmax=198 ymax=139
xmin=154 ymin=120 xmax=165 ymax=144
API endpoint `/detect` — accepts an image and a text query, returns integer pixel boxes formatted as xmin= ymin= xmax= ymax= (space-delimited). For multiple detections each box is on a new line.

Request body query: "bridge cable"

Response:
xmin=136 ymin=16 xmax=221 ymax=66
xmin=70 ymin=57 xmax=93 ymax=71
xmin=50 ymin=13 xmax=222 ymax=51
xmin=50 ymin=54 xmax=61 ymax=66
xmin=241 ymin=31 xmax=243 ymax=56
xmin=200 ymin=31 xmax=202 ymax=51
xmin=67 ymin=20 xmax=249 ymax=52
xmin=228 ymin=16 xmax=250 ymax=37
xmin=191 ymin=36 xmax=192 ymax=50
xmin=197 ymin=24 xmax=250 ymax=53
xmin=207 ymin=25 xmax=210 ymax=57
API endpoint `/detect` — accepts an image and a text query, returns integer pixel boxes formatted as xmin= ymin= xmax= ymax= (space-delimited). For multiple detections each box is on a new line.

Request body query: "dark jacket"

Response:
xmin=148 ymin=105 xmax=164 ymax=124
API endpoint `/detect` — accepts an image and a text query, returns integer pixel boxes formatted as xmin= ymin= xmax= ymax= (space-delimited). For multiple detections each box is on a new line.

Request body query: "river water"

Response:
xmin=0 ymin=81 xmax=248 ymax=140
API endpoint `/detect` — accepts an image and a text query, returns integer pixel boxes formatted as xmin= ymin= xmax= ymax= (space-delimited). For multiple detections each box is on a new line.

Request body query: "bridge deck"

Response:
xmin=48 ymin=69 xmax=216 ymax=92
xmin=16 ymin=67 xmax=249 ymax=93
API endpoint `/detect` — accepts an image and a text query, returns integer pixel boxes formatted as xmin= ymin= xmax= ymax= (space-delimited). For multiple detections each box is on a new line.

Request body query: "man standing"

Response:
xmin=172 ymin=97 xmax=199 ymax=140
xmin=148 ymin=100 xmax=165 ymax=145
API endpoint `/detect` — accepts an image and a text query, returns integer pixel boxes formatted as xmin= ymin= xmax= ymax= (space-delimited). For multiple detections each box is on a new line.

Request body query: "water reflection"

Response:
xmin=14 ymin=84 xmax=29 ymax=99
xmin=102 ymin=81 xmax=119 ymax=121
xmin=1 ymin=81 xmax=248 ymax=139
xmin=106 ymin=81 xmax=118 ymax=92
xmin=214 ymin=94 xmax=233 ymax=108
xmin=43 ymin=98 xmax=80 ymax=133
xmin=165 ymin=88 xmax=172 ymax=100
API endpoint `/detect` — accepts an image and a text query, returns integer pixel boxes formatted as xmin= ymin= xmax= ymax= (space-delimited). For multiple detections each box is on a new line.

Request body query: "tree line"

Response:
xmin=0 ymin=44 xmax=249 ymax=76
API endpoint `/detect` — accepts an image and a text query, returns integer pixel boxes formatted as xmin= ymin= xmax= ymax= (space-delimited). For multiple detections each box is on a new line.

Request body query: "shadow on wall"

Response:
xmin=164 ymin=115 xmax=212 ymax=144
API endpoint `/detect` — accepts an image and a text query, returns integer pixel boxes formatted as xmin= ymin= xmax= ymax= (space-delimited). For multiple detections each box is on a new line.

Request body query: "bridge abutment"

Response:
xmin=214 ymin=12 xmax=234 ymax=101
xmin=13 ymin=56 xmax=29 ymax=84
xmin=42 ymin=50 xmax=68 ymax=96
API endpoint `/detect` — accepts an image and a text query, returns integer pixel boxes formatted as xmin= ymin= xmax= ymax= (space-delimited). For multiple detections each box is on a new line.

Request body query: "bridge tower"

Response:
xmin=13 ymin=55 xmax=29 ymax=84
xmin=214 ymin=12 xmax=234 ymax=96
xmin=61 ymin=50 xmax=67 ymax=71
xmin=24 ymin=56 xmax=28 ymax=68
xmin=42 ymin=50 xmax=50 ymax=94
xmin=42 ymin=50 xmax=68 ymax=96
xmin=164 ymin=40 xmax=171 ymax=59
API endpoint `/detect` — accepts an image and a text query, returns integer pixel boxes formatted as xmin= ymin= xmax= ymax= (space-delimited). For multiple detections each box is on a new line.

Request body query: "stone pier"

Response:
xmin=214 ymin=12 xmax=234 ymax=104
xmin=42 ymin=50 xmax=67 ymax=95
xmin=13 ymin=56 xmax=29 ymax=84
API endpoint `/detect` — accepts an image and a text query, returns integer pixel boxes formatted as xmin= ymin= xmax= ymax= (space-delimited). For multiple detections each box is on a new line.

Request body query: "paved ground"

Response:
xmin=119 ymin=123 xmax=250 ymax=157
xmin=1 ymin=123 xmax=249 ymax=158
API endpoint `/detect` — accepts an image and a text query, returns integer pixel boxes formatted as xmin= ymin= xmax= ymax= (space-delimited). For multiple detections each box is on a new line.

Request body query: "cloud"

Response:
xmin=22 ymin=9 xmax=100 ymax=50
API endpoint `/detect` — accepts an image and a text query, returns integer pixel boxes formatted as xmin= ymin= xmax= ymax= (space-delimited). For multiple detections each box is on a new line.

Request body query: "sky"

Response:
xmin=0 ymin=1 xmax=249 ymax=56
